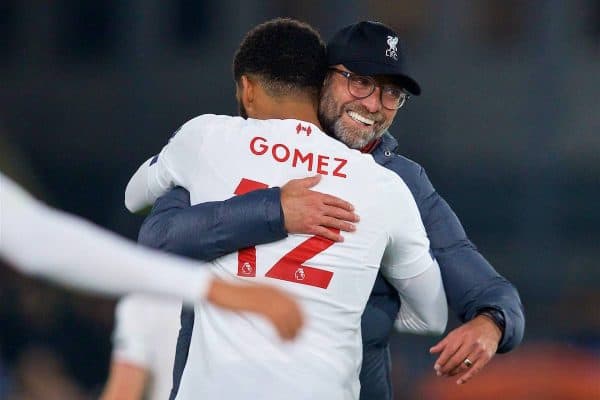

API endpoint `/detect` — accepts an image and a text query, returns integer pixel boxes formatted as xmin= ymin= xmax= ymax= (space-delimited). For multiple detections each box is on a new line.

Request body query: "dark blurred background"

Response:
xmin=1 ymin=1 xmax=599 ymax=399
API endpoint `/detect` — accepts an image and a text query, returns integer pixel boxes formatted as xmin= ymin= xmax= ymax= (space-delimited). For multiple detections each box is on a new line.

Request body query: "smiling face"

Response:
xmin=318 ymin=65 xmax=398 ymax=149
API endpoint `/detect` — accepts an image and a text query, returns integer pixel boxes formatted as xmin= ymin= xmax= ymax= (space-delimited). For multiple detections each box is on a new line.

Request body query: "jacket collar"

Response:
xmin=368 ymin=132 xmax=398 ymax=165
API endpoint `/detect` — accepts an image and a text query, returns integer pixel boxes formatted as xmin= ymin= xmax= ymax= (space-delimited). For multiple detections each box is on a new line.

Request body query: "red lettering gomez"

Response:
xmin=249 ymin=136 xmax=348 ymax=178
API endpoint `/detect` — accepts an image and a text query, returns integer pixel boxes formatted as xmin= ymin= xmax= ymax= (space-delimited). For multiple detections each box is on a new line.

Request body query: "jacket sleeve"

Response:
xmin=409 ymin=165 xmax=525 ymax=353
xmin=137 ymin=186 xmax=287 ymax=262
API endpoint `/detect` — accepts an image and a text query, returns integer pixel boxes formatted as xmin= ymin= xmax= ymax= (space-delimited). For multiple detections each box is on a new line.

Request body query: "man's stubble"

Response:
xmin=318 ymin=80 xmax=392 ymax=150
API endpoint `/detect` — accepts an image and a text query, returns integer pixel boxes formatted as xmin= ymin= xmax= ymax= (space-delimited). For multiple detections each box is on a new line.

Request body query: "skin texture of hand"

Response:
xmin=429 ymin=314 xmax=502 ymax=385
xmin=207 ymin=279 xmax=304 ymax=341
xmin=281 ymin=175 xmax=359 ymax=242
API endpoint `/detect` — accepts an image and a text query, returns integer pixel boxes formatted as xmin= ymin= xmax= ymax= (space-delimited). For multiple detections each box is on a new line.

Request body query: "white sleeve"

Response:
xmin=124 ymin=121 xmax=204 ymax=213
xmin=124 ymin=157 xmax=157 ymax=213
xmin=0 ymin=173 xmax=213 ymax=305
xmin=380 ymin=186 xmax=447 ymax=335
xmin=387 ymin=262 xmax=447 ymax=335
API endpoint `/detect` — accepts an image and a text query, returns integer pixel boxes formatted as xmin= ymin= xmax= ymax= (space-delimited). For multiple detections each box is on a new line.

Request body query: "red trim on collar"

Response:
xmin=360 ymin=138 xmax=382 ymax=154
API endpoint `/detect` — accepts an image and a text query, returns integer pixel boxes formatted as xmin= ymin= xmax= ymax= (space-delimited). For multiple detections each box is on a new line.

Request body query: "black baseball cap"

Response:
xmin=327 ymin=21 xmax=421 ymax=95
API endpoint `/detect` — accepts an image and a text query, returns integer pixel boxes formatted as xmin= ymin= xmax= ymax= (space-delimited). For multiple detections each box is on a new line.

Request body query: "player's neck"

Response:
xmin=259 ymin=98 xmax=322 ymax=129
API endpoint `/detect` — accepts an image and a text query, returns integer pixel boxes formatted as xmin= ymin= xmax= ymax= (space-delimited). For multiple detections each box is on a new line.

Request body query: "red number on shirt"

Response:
xmin=234 ymin=178 xmax=269 ymax=277
xmin=233 ymin=178 xmax=336 ymax=289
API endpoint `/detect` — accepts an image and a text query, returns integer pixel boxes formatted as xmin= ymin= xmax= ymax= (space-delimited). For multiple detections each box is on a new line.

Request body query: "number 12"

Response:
xmin=234 ymin=178 xmax=336 ymax=289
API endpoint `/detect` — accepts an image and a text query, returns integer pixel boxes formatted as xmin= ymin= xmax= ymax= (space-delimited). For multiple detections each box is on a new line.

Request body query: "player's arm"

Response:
xmin=387 ymin=261 xmax=447 ymax=335
xmin=125 ymin=156 xmax=159 ymax=214
xmin=139 ymin=185 xmax=285 ymax=260
xmin=381 ymin=188 xmax=448 ymax=335
xmin=0 ymin=174 xmax=303 ymax=339
xmin=138 ymin=176 xmax=358 ymax=261
xmin=124 ymin=119 xmax=205 ymax=214
xmin=1 ymin=173 xmax=213 ymax=301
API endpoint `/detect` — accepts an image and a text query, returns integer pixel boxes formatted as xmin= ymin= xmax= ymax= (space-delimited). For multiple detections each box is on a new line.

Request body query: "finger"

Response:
xmin=272 ymin=318 xmax=287 ymax=340
xmin=446 ymin=362 xmax=469 ymax=377
xmin=318 ymin=216 xmax=356 ymax=233
xmin=429 ymin=337 xmax=448 ymax=354
xmin=277 ymin=325 xmax=288 ymax=340
xmin=276 ymin=313 xmax=295 ymax=341
xmin=297 ymin=175 xmax=321 ymax=189
xmin=290 ymin=316 xmax=302 ymax=339
xmin=457 ymin=349 xmax=493 ymax=383
xmin=320 ymin=194 xmax=355 ymax=212
xmin=438 ymin=345 xmax=472 ymax=375
xmin=297 ymin=310 xmax=304 ymax=332
xmin=282 ymin=325 xmax=294 ymax=340
xmin=456 ymin=358 xmax=485 ymax=385
xmin=285 ymin=309 xmax=303 ymax=340
xmin=323 ymin=206 xmax=360 ymax=224
xmin=284 ymin=322 xmax=295 ymax=340
xmin=311 ymin=226 xmax=344 ymax=242
xmin=433 ymin=341 xmax=462 ymax=374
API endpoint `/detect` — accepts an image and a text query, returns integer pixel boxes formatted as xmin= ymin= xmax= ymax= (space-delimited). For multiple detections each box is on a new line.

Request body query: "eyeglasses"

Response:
xmin=329 ymin=68 xmax=410 ymax=110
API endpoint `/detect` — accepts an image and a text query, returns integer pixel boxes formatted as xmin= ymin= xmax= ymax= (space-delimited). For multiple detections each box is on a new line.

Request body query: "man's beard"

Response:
xmin=318 ymin=89 xmax=391 ymax=150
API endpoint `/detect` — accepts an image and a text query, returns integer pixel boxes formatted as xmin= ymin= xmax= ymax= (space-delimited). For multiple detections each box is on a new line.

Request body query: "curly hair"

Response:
xmin=233 ymin=18 xmax=327 ymax=99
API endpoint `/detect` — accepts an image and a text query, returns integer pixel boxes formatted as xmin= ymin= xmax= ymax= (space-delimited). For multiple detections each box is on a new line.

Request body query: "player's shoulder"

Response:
xmin=181 ymin=114 xmax=244 ymax=133
xmin=354 ymin=149 xmax=426 ymax=216
xmin=369 ymin=161 xmax=415 ymax=200
xmin=165 ymin=114 xmax=246 ymax=148
xmin=178 ymin=115 xmax=304 ymax=139
xmin=338 ymin=153 xmax=417 ymax=217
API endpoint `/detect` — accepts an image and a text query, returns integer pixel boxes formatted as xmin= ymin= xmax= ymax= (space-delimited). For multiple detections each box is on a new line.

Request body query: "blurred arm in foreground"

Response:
xmin=0 ymin=172 xmax=303 ymax=340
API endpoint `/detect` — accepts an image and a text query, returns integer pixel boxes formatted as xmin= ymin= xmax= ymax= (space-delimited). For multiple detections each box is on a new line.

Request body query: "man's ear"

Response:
xmin=239 ymin=75 xmax=255 ymax=108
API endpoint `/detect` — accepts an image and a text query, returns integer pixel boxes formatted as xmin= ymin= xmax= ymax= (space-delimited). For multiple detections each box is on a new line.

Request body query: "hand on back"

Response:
xmin=207 ymin=279 xmax=304 ymax=341
xmin=281 ymin=175 xmax=359 ymax=242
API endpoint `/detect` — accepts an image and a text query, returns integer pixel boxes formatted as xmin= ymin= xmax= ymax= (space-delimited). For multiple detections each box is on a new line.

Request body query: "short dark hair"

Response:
xmin=233 ymin=18 xmax=327 ymax=98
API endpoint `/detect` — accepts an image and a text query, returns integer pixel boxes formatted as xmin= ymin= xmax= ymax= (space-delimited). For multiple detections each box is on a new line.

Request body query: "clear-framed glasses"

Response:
xmin=329 ymin=68 xmax=410 ymax=110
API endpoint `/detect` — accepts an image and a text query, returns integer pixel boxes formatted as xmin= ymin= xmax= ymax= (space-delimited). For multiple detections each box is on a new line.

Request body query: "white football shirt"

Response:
xmin=128 ymin=115 xmax=446 ymax=399
xmin=111 ymin=294 xmax=181 ymax=400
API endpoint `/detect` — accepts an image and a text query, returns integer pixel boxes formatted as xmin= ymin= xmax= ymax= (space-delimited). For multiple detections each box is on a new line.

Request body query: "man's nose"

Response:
xmin=359 ymin=88 xmax=382 ymax=113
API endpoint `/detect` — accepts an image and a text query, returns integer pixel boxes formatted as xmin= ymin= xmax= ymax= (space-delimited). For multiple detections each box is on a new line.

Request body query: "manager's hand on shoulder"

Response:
xmin=281 ymin=175 xmax=359 ymax=242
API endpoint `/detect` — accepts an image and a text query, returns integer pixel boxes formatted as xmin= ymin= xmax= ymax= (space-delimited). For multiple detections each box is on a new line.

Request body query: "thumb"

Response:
xmin=298 ymin=174 xmax=322 ymax=188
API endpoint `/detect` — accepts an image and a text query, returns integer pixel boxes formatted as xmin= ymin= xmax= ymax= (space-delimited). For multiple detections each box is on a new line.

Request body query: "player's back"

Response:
xmin=164 ymin=115 xmax=431 ymax=399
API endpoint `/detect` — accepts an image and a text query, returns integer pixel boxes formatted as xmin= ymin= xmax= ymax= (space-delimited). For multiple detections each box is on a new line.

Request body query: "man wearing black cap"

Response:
xmin=124 ymin=20 xmax=524 ymax=400
xmin=316 ymin=21 xmax=523 ymax=399
xmin=320 ymin=21 xmax=422 ymax=152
